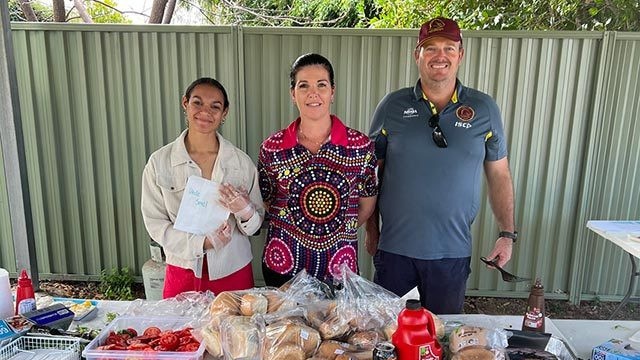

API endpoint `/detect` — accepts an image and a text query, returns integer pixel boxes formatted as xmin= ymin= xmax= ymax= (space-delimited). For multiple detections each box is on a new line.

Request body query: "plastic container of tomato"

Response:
xmin=82 ymin=316 xmax=205 ymax=360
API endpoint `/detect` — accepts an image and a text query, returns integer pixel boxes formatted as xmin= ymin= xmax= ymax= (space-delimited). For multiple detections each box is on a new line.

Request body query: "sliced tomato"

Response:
xmin=159 ymin=333 xmax=179 ymax=351
xmin=127 ymin=342 xmax=152 ymax=351
xmin=182 ymin=342 xmax=200 ymax=352
xmin=143 ymin=326 xmax=162 ymax=337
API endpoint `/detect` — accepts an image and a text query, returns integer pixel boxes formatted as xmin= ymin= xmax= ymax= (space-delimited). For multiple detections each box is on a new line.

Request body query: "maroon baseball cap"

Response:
xmin=416 ymin=17 xmax=462 ymax=48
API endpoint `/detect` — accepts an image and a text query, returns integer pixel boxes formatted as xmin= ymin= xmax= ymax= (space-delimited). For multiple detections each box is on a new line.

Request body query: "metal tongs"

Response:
xmin=480 ymin=257 xmax=531 ymax=283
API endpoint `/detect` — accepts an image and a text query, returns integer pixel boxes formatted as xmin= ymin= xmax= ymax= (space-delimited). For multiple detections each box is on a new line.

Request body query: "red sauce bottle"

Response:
xmin=392 ymin=299 xmax=442 ymax=360
xmin=15 ymin=269 xmax=36 ymax=315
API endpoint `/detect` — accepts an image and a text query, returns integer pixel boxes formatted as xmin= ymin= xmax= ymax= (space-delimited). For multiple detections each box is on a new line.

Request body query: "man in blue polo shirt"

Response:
xmin=366 ymin=17 xmax=518 ymax=314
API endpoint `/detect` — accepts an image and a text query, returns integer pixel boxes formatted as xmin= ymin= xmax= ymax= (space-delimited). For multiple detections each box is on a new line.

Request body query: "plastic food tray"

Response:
xmin=0 ymin=335 xmax=81 ymax=360
xmin=82 ymin=316 xmax=205 ymax=360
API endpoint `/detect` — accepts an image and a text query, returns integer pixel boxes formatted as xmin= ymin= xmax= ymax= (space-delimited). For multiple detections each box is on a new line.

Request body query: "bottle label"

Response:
xmin=17 ymin=298 xmax=36 ymax=315
xmin=524 ymin=306 xmax=544 ymax=329
xmin=419 ymin=344 xmax=439 ymax=360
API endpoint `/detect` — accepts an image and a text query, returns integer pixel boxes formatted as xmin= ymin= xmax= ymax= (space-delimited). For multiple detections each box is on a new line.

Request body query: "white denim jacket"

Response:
xmin=141 ymin=129 xmax=264 ymax=279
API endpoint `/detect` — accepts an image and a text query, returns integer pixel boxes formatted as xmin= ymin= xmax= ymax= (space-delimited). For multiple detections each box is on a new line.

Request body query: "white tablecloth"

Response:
xmin=67 ymin=300 xmax=640 ymax=360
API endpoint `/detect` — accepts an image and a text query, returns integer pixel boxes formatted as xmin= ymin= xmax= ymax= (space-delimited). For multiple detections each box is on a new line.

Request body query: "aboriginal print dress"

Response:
xmin=258 ymin=115 xmax=378 ymax=281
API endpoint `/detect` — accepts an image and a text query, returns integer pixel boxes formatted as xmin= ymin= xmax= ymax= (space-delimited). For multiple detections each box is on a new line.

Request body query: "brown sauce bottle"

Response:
xmin=522 ymin=278 xmax=545 ymax=332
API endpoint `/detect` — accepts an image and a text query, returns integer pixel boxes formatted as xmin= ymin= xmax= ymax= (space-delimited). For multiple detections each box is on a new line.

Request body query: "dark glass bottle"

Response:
xmin=522 ymin=278 xmax=545 ymax=332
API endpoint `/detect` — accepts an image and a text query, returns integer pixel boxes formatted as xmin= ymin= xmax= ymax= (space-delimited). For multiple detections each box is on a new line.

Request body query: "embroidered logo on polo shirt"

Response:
xmin=456 ymin=105 xmax=475 ymax=122
xmin=403 ymin=107 xmax=419 ymax=118
xmin=454 ymin=105 xmax=475 ymax=129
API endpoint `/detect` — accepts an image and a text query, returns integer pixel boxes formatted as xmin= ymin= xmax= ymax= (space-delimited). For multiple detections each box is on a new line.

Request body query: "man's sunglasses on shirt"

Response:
xmin=428 ymin=114 xmax=448 ymax=148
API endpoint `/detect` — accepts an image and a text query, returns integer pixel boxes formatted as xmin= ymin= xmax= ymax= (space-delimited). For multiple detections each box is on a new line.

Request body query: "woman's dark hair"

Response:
xmin=183 ymin=77 xmax=230 ymax=110
xmin=289 ymin=53 xmax=335 ymax=89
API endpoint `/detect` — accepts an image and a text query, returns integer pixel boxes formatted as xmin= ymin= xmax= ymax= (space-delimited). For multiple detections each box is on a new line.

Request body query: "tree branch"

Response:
xmin=73 ymin=0 xmax=94 ymax=23
xmin=219 ymin=0 xmax=349 ymax=26
xmin=19 ymin=0 xmax=38 ymax=21
xmin=163 ymin=0 xmax=177 ymax=23
xmin=52 ymin=0 xmax=65 ymax=21
xmin=148 ymin=0 xmax=168 ymax=23
xmin=87 ymin=0 xmax=151 ymax=19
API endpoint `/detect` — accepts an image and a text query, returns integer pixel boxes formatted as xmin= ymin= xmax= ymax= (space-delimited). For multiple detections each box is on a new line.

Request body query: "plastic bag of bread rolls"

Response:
xmin=200 ymin=321 xmax=223 ymax=358
xmin=263 ymin=320 xmax=322 ymax=359
xmin=278 ymin=269 xmax=333 ymax=306
xmin=219 ymin=315 xmax=262 ymax=359
xmin=317 ymin=340 xmax=373 ymax=360
xmin=452 ymin=347 xmax=507 ymax=360
xmin=335 ymin=264 xmax=403 ymax=332
xmin=209 ymin=291 xmax=241 ymax=328
xmin=448 ymin=325 xmax=508 ymax=354
xmin=305 ymin=300 xmax=350 ymax=340
xmin=347 ymin=330 xmax=383 ymax=350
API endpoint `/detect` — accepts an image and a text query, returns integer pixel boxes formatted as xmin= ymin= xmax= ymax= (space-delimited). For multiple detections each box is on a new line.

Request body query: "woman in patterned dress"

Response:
xmin=257 ymin=53 xmax=378 ymax=287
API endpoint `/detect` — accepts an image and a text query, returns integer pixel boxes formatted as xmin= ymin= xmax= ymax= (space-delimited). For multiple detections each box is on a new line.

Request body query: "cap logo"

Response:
xmin=429 ymin=19 xmax=446 ymax=33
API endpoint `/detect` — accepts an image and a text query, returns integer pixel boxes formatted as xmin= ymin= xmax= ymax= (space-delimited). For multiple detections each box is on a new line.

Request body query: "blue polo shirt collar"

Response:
xmin=412 ymin=79 xmax=463 ymax=108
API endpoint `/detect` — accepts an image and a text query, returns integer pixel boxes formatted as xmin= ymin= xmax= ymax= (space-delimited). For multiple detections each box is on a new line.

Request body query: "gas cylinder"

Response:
xmin=142 ymin=242 xmax=166 ymax=301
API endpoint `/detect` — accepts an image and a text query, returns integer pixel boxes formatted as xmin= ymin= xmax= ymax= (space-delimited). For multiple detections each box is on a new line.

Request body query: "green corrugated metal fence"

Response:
xmin=1 ymin=24 xmax=639 ymax=303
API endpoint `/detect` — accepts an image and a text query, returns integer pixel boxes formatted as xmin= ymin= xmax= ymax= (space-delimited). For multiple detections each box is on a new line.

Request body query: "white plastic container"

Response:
xmin=0 ymin=335 xmax=81 ymax=360
xmin=0 ymin=268 xmax=13 ymax=319
xmin=82 ymin=316 xmax=205 ymax=360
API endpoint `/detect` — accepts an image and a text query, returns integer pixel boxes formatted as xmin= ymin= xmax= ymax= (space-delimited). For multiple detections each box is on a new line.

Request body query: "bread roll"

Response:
xmin=452 ymin=347 xmax=495 ymax=360
xmin=266 ymin=291 xmax=285 ymax=313
xmin=266 ymin=343 xmax=306 ymax=360
xmin=220 ymin=316 xmax=260 ymax=359
xmin=347 ymin=330 xmax=381 ymax=350
xmin=382 ymin=323 xmax=397 ymax=341
xmin=449 ymin=326 xmax=489 ymax=353
xmin=265 ymin=322 xmax=321 ymax=357
xmin=210 ymin=291 xmax=240 ymax=316
xmin=335 ymin=355 xmax=358 ymax=360
xmin=200 ymin=323 xmax=222 ymax=357
xmin=427 ymin=310 xmax=445 ymax=339
xmin=318 ymin=340 xmax=355 ymax=360
xmin=240 ymin=293 xmax=268 ymax=316
xmin=319 ymin=316 xmax=350 ymax=339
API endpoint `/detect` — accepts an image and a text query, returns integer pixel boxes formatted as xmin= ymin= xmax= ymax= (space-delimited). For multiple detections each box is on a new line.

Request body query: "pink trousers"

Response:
xmin=162 ymin=258 xmax=254 ymax=299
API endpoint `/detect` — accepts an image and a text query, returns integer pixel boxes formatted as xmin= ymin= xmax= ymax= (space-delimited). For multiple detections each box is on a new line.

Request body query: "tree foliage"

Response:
xmin=192 ymin=0 xmax=639 ymax=30
xmin=9 ymin=0 xmax=52 ymax=22
xmin=85 ymin=0 xmax=131 ymax=23
xmin=11 ymin=0 xmax=131 ymax=23
xmin=192 ymin=0 xmax=376 ymax=27
xmin=369 ymin=0 xmax=640 ymax=31
xmin=8 ymin=0 xmax=640 ymax=30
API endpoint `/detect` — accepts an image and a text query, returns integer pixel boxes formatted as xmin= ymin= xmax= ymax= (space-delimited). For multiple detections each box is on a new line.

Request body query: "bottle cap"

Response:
xmin=406 ymin=299 xmax=421 ymax=310
xmin=18 ymin=269 xmax=32 ymax=286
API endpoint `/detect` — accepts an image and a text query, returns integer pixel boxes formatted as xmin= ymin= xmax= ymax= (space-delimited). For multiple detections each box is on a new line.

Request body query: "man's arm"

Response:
xmin=483 ymin=157 xmax=516 ymax=267
xmin=357 ymin=196 xmax=377 ymax=227
xmin=365 ymin=160 xmax=385 ymax=256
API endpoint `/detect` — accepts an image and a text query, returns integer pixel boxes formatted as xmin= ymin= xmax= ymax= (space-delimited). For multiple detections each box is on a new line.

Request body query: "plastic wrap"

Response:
xmin=125 ymin=291 xmax=214 ymax=325
xmin=82 ymin=316 xmax=206 ymax=360
xmin=219 ymin=315 xmax=263 ymax=360
xmin=336 ymin=265 xmax=403 ymax=333
xmin=278 ymin=269 xmax=333 ymax=305
xmin=446 ymin=324 xmax=509 ymax=360
xmin=262 ymin=318 xmax=321 ymax=359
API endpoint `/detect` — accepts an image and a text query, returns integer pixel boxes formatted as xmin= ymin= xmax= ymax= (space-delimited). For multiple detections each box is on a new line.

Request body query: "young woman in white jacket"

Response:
xmin=141 ymin=77 xmax=264 ymax=298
